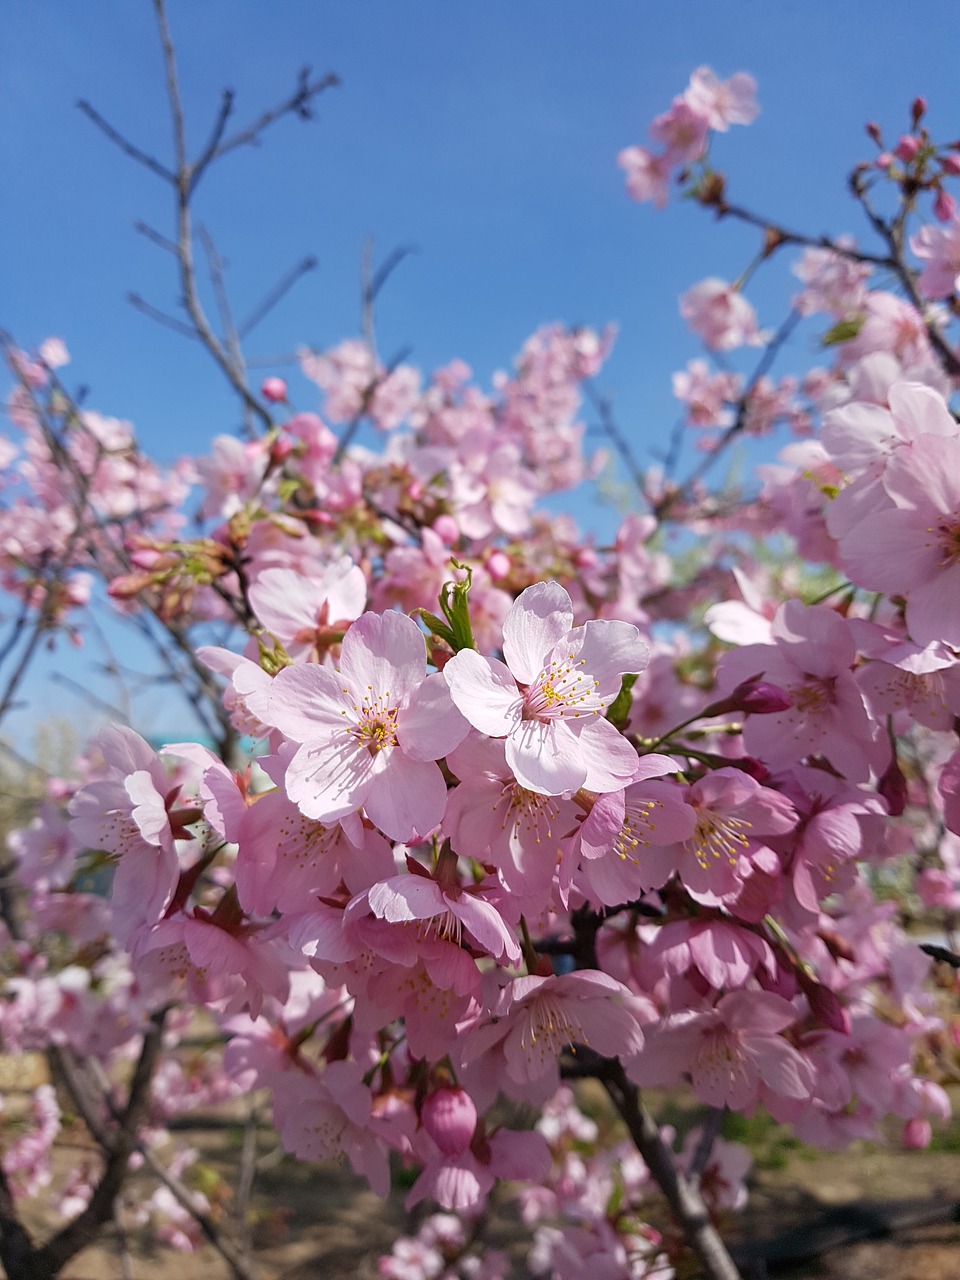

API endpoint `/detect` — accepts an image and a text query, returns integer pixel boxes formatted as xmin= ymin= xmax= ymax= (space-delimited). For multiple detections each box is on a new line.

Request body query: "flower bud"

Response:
xmin=941 ymin=152 xmax=960 ymax=177
xmin=911 ymin=96 xmax=928 ymax=128
xmin=261 ymin=376 xmax=288 ymax=403
xmin=878 ymin=757 xmax=908 ymax=816
xmin=934 ymin=189 xmax=957 ymax=223
xmin=421 ymin=1087 xmax=477 ymax=1156
xmin=894 ymin=134 xmax=921 ymax=163
xmin=432 ymin=515 xmax=460 ymax=546
xmin=902 ymin=1117 xmax=931 ymax=1149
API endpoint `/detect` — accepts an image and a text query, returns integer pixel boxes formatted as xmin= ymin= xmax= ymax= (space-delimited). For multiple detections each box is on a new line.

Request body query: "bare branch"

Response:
xmin=76 ymin=98 xmax=175 ymax=184
xmin=37 ymin=1013 xmax=167 ymax=1273
xmin=0 ymin=1165 xmax=43 ymax=1280
xmin=201 ymin=67 xmax=340 ymax=179
xmin=128 ymin=291 xmax=199 ymax=339
xmin=715 ymin=199 xmax=896 ymax=268
xmin=599 ymin=1062 xmax=743 ymax=1280
xmin=191 ymin=88 xmax=236 ymax=184
xmin=239 ymin=255 xmax=318 ymax=338
xmin=134 ymin=220 xmax=179 ymax=255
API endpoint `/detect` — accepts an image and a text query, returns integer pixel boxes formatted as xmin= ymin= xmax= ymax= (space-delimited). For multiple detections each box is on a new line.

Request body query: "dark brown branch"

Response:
xmin=85 ymin=1061 xmax=257 ymax=1280
xmin=849 ymin=174 xmax=960 ymax=380
xmin=715 ymin=200 xmax=895 ymax=268
xmin=920 ymin=941 xmax=960 ymax=968
xmin=0 ymin=1165 xmax=43 ymax=1280
xmin=36 ymin=1013 xmax=167 ymax=1273
xmin=599 ymin=1061 xmax=743 ymax=1280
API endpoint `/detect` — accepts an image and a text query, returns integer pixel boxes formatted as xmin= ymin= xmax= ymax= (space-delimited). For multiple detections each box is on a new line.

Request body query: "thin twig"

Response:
xmin=128 ymin=292 xmax=199 ymax=339
xmin=238 ymin=255 xmax=318 ymax=338
xmin=76 ymin=98 xmax=175 ymax=184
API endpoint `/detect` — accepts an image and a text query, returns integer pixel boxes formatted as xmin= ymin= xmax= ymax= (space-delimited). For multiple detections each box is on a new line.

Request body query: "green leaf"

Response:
xmin=605 ymin=673 xmax=638 ymax=729
xmin=821 ymin=315 xmax=865 ymax=346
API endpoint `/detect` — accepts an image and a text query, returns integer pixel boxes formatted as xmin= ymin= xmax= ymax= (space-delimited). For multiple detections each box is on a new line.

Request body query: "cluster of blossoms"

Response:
xmin=3 ymin=65 xmax=960 ymax=1280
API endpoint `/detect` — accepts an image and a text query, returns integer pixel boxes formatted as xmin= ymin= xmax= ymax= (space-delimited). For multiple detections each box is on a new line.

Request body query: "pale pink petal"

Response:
xmin=444 ymin=650 xmax=522 ymax=737
xmin=397 ymin=672 xmax=469 ymax=760
xmin=361 ymin=751 xmax=447 ymax=841
xmin=339 ymin=610 xmax=426 ymax=700
xmin=502 ymin=581 xmax=574 ymax=683
xmin=506 ymin=718 xmax=586 ymax=795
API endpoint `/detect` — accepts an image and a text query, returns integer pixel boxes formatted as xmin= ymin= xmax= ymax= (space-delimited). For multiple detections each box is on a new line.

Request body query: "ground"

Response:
xmin=7 ymin=1068 xmax=960 ymax=1280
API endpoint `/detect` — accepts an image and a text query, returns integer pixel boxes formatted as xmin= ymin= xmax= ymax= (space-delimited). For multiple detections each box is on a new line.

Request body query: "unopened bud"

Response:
xmin=902 ymin=1117 xmax=931 ymax=1149
xmin=702 ymin=675 xmax=792 ymax=719
xmin=421 ymin=1087 xmax=478 ymax=1156
xmin=895 ymin=134 xmax=921 ymax=163
xmin=934 ymin=189 xmax=957 ymax=222
xmin=911 ymin=96 xmax=928 ymax=128
xmin=865 ymin=121 xmax=883 ymax=146
xmin=261 ymin=376 xmax=288 ymax=403
xmin=878 ymin=757 xmax=908 ymax=816
xmin=941 ymin=152 xmax=960 ymax=177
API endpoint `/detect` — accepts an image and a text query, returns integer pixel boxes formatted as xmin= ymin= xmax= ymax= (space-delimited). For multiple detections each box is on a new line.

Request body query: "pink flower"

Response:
xmin=684 ymin=67 xmax=759 ymax=132
xmin=444 ymin=581 xmax=648 ymax=796
xmin=718 ymin=601 xmax=884 ymax=781
xmin=911 ymin=216 xmax=960 ymax=298
xmin=248 ymin=556 xmax=366 ymax=661
xmin=679 ymin=279 xmax=765 ymax=352
xmin=650 ymin=100 xmax=710 ymax=165
xmin=617 ymin=146 xmax=672 ymax=209
xmin=630 ymin=990 xmax=813 ymax=1111
xmin=266 ymin=610 xmax=468 ymax=841
xmin=460 ymin=970 xmax=645 ymax=1102
xmin=837 ymin=432 xmax=960 ymax=647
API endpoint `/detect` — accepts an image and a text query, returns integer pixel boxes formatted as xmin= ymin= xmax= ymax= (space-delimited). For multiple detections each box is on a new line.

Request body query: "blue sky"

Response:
xmin=3 ymin=0 xmax=959 ymax=740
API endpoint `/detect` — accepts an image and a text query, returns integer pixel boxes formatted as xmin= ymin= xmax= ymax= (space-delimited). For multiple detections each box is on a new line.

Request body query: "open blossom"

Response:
xmin=265 ymin=610 xmax=468 ymax=841
xmin=629 ymin=990 xmax=813 ymax=1113
xmin=618 ymin=145 xmax=672 ymax=208
xmin=910 ymin=216 xmax=960 ymax=299
xmin=248 ymin=556 xmax=366 ymax=661
xmin=443 ymin=581 xmax=648 ymax=795
xmin=836 ymin=432 xmax=960 ymax=647
xmin=684 ymin=66 xmax=759 ymax=131
xmin=680 ymin=279 xmax=765 ymax=351
xmin=460 ymin=970 xmax=645 ymax=1104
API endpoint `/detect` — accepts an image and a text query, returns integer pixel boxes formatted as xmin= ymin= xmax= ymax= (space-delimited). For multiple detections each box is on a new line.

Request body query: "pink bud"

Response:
xmin=941 ymin=152 xmax=960 ymax=176
xmin=876 ymin=152 xmax=893 ymax=169
xmin=911 ymin=96 xmax=928 ymax=127
xmin=261 ymin=376 xmax=288 ymax=403
xmin=269 ymin=435 xmax=294 ymax=463
xmin=878 ymin=758 xmax=908 ymax=816
xmin=902 ymin=1117 xmax=931 ymax=1149
xmin=800 ymin=973 xmax=850 ymax=1034
xmin=895 ymin=134 xmax=921 ymax=163
xmin=865 ymin=121 xmax=883 ymax=145
xmin=738 ymin=680 xmax=792 ymax=715
xmin=934 ymin=189 xmax=958 ymax=222
xmin=485 ymin=551 xmax=511 ymax=581
xmin=432 ymin=515 xmax=460 ymax=546
xmin=421 ymin=1087 xmax=478 ymax=1157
